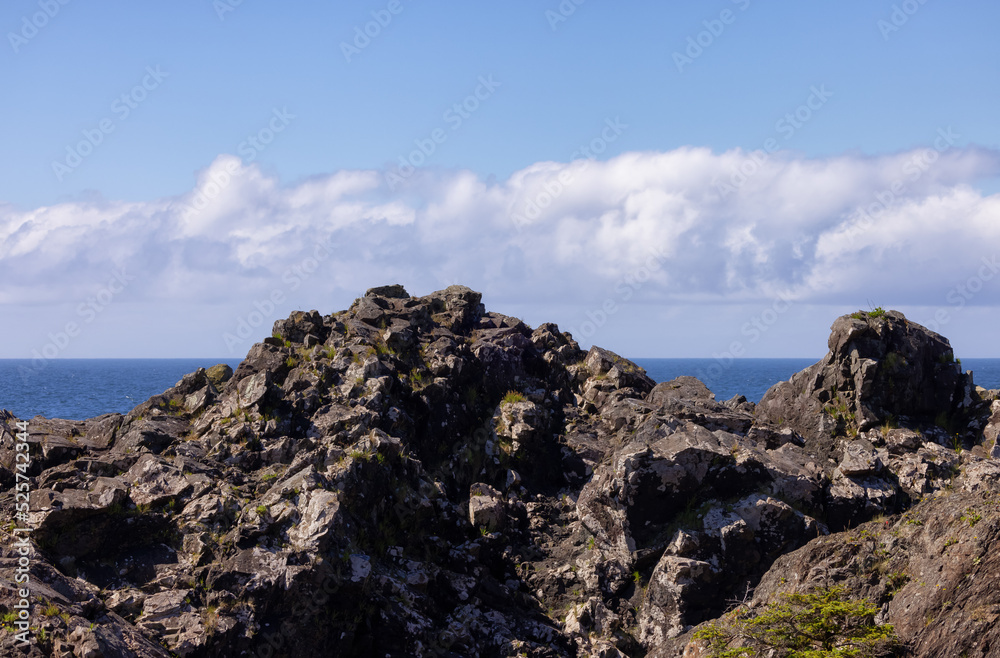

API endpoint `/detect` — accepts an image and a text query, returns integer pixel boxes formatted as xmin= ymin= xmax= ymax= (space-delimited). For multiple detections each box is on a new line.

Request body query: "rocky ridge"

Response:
xmin=0 ymin=288 xmax=997 ymax=657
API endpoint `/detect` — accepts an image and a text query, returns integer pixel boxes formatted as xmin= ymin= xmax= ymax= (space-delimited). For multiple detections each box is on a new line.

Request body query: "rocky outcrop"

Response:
xmin=663 ymin=462 xmax=1000 ymax=657
xmin=757 ymin=310 xmax=977 ymax=450
xmin=0 ymin=293 xmax=997 ymax=657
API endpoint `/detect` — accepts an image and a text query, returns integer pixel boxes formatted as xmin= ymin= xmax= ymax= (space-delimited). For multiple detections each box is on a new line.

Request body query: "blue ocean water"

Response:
xmin=633 ymin=358 xmax=1000 ymax=404
xmin=633 ymin=358 xmax=815 ymax=403
xmin=0 ymin=359 xmax=243 ymax=421
xmin=1 ymin=358 xmax=998 ymax=421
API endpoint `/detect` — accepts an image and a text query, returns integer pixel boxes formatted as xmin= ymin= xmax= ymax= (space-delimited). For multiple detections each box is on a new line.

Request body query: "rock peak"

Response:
xmin=2 ymin=294 xmax=998 ymax=657
xmin=758 ymin=309 xmax=975 ymax=446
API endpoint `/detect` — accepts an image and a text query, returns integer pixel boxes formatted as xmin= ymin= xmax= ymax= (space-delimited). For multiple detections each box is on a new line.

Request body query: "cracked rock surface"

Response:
xmin=1 ymin=290 xmax=997 ymax=657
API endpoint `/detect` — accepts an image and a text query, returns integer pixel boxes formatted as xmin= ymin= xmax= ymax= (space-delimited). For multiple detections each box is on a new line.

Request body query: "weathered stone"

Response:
xmin=838 ymin=439 xmax=883 ymax=476
xmin=757 ymin=311 xmax=974 ymax=447
xmin=468 ymin=482 xmax=506 ymax=531
xmin=126 ymin=454 xmax=194 ymax=506
xmin=137 ymin=590 xmax=206 ymax=656
xmin=205 ymin=363 xmax=233 ymax=388
xmin=5 ymin=289 xmax=998 ymax=658
xmin=365 ymin=284 xmax=410 ymax=299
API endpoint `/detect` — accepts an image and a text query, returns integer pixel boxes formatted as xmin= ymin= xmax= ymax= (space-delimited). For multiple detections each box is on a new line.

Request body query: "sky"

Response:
xmin=1 ymin=0 xmax=999 ymax=365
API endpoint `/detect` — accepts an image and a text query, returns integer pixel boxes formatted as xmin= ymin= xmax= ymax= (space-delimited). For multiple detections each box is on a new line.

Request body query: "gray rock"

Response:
xmin=757 ymin=311 xmax=974 ymax=448
xmin=468 ymin=482 xmax=506 ymax=531
xmin=126 ymin=454 xmax=194 ymax=506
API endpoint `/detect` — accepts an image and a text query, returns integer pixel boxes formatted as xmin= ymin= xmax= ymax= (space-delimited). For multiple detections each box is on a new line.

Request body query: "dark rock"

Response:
xmin=365 ymin=284 xmax=410 ymax=299
xmin=204 ymin=363 xmax=233 ymax=388
xmin=757 ymin=311 xmax=976 ymax=448
xmin=4 ymin=289 xmax=998 ymax=658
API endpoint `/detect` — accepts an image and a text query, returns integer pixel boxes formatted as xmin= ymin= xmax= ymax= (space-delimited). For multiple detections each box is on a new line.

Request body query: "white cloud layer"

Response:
xmin=3 ymin=145 xmax=1000 ymax=318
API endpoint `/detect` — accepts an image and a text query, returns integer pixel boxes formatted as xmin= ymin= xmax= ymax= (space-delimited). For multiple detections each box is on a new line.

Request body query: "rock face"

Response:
xmin=0 ymin=292 xmax=997 ymax=657
xmin=757 ymin=310 xmax=976 ymax=450
xmin=660 ymin=462 xmax=1000 ymax=658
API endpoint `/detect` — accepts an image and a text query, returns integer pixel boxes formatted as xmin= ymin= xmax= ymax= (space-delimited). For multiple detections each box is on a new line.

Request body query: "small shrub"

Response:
xmin=502 ymin=391 xmax=526 ymax=404
xmin=255 ymin=505 xmax=268 ymax=517
xmin=694 ymin=586 xmax=900 ymax=657
xmin=869 ymin=306 xmax=886 ymax=318
xmin=960 ymin=509 xmax=982 ymax=527
xmin=886 ymin=571 xmax=909 ymax=595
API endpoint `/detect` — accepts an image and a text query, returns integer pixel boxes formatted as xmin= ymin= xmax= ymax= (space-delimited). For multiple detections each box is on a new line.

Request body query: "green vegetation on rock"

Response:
xmin=694 ymin=586 xmax=901 ymax=658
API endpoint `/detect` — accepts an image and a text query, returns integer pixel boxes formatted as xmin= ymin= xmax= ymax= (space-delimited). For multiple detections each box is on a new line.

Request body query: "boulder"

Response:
xmin=468 ymin=482 xmax=506 ymax=531
xmin=757 ymin=311 xmax=975 ymax=449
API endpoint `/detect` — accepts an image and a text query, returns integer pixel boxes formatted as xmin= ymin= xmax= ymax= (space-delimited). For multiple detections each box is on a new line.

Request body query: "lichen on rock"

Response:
xmin=0 ymin=294 xmax=997 ymax=657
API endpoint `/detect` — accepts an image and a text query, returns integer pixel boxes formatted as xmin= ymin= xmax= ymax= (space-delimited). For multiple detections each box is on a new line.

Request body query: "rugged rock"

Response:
xmin=0 ymin=294 xmax=997 ymax=657
xmin=757 ymin=310 xmax=977 ymax=451
xmin=664 ymin=471 xmax=1000 ymax=657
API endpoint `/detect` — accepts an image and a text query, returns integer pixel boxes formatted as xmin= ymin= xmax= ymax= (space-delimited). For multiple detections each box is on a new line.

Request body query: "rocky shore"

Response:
xmin=2 ymin=286 xmax=999 ymax=657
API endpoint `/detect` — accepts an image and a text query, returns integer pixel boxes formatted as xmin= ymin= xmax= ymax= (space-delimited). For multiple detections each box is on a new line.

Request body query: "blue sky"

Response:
xmin=2 ymin=0 xmax=999 ymax=364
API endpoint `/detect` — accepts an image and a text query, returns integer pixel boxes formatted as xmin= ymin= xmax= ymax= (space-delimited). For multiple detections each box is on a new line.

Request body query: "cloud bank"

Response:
xmin=3 ymin=144 xmax=1000 ymax=320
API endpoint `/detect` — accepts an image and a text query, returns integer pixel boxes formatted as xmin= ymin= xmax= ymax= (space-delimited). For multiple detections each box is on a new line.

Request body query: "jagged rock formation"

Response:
xmin=756 ymin=310 xmax=978 ymax=450
xmin=0 ymin=291 xmax=997 ymax=657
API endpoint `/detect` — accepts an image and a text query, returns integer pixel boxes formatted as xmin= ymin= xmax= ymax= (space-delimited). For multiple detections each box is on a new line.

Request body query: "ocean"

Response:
xmin=634 ymin=358 xmax=1000 ymax=404
xmin=0 ymin=359 xmax=244 ymax=421
xmin=1 ymin=357 xmax=998 ymax=422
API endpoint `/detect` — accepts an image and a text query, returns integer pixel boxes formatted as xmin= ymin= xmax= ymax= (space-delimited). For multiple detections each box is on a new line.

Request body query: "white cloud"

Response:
xmin=2 ymin=146 xmax=999 ymax=318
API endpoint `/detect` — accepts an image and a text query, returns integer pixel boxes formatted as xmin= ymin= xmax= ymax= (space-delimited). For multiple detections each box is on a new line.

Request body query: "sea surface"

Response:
xmin=633 ymin=358 xmax=1000 ymax=404
xmin=1 ymin=357 xmax=998 ymax=422
xmin=0 ymin=359 xmax=243 ymax=421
